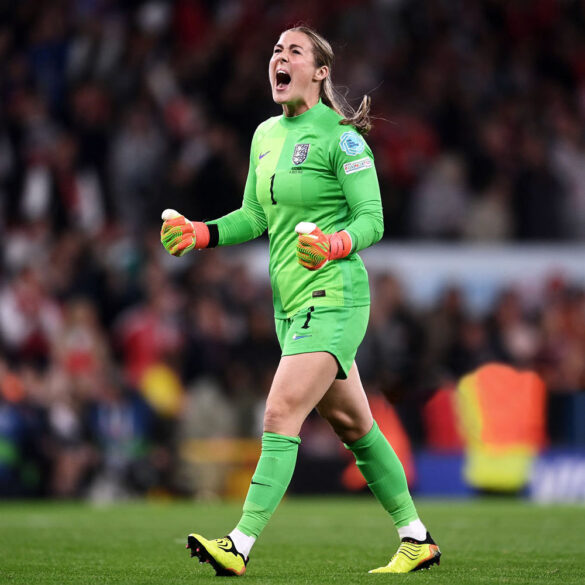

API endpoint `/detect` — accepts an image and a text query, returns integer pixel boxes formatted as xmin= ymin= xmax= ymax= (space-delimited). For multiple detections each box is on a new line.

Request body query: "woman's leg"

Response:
xmin=316 ymin=362 xmax=424 ymax=536
xmin=235 ymin=352 xmax=338 ymax=538
xmin=315 ymin=361 xmax=373 ymax=443
xmin=316 ymin=362 xmax=441 ymax=573
xmin=188 ymin=352 xmax=339 ymax=574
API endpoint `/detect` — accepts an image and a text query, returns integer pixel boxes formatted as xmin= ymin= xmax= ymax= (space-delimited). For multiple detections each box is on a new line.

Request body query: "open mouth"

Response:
xmin=275 ymin=70 xmax=291 ymax=90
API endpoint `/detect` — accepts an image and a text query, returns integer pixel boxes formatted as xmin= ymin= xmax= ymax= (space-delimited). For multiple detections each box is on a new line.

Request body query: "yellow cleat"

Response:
xmin=187 ymin=534 xmax=248 ymax=577
xmin=369 ymin=532 xmax=441 ymax=574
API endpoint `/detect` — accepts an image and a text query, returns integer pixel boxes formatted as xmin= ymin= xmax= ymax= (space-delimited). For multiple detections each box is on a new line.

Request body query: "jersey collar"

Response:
xmin=279 ymin=99 xmax=328 ymax=126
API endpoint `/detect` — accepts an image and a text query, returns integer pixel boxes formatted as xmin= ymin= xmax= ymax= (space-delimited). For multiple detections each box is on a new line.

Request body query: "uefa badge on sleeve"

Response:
xmin=292 ymin=143 xmax=310 ymax=165
xmin=339 ymin=131 xmax=365 ymax=156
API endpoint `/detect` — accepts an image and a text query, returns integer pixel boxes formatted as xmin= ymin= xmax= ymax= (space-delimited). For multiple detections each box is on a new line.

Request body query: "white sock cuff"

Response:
xmin=228 ymin=528 xmax=256 ymax=559
xmin=397 ymin=518 xmax=427 ymax=541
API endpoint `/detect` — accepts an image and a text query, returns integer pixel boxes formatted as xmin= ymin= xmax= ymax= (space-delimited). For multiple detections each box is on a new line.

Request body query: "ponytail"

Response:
xmin=288 ymin=25 xmax=373 ymax=136
xmin=321 ymin=79 xmax=372 ymax=135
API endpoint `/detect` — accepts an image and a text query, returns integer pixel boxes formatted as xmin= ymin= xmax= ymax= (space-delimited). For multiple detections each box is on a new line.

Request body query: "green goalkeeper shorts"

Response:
xmin=275 ymin=305 xmax=370 ymax=380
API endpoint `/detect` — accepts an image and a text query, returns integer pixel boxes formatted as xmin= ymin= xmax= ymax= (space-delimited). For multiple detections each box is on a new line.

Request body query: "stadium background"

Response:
xmin=0 ymin=0 xmax=584 ymax=502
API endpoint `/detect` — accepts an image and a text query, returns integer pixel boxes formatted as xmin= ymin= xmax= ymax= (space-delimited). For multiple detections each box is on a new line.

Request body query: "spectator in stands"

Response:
xmin=0 ymin=266 xmax=62 ymax=367
xmin=1 ymin=0 xmax=585 ymax=501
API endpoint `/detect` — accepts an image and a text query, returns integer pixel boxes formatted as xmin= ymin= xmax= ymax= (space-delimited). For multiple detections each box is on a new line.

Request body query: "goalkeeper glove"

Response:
xmin=160 ymin=209 xmax=211 ymax=257
xmin=295 ymin=222 xmax=352 ymax=270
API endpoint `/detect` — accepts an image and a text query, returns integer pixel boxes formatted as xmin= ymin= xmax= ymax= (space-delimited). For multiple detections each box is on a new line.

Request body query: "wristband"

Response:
xmin=192 ymin=222 xmax=211 ymax=249
xmin=328 ymin=230 xmax=352 ymax=260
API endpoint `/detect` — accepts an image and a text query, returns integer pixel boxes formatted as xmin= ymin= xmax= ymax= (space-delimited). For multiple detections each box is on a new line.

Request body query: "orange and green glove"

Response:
xmin=295 ymin=222 xmax=353 ymax=270
xmin=160 ymin=209 xmax=211 ymax=257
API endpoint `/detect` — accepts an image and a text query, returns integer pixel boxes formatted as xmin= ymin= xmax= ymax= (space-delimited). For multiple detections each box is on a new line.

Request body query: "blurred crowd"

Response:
xmin=1 ymin=0 xmax=585 ymax=499
xmin=2 ymin=0 xmax=585 ymax=240
xmin=1 ymin=242 xmax=584 ymax=498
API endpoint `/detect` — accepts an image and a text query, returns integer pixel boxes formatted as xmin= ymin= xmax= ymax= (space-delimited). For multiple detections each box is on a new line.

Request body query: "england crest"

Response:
xmin=292 ymin=143 xmax=310 ymax=165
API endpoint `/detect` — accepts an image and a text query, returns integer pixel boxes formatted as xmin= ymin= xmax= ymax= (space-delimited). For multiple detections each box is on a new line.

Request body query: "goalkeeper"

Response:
xmin=161 ymin=25 xmax=441 ymax=576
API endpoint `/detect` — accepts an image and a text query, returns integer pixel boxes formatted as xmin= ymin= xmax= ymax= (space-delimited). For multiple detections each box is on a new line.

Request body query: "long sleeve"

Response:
xmin=329 ymin=131 xmax=384 ymax=252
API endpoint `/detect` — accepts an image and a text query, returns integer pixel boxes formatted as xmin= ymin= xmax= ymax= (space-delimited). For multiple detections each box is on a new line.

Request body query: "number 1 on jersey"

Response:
xmin=270 ymin=174 xmax=277 ymax=205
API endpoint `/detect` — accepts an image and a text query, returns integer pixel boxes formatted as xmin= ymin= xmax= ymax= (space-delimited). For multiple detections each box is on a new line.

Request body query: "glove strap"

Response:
xmin=329 ymin=230 xmax=352 ymax=260
xmin=193 ymin=222 xmax=211 ymax=249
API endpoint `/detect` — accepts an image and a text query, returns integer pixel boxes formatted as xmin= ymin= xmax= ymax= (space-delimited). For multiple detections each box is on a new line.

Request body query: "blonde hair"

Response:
xmin=287 ymin=26 xmax=372 ymax=135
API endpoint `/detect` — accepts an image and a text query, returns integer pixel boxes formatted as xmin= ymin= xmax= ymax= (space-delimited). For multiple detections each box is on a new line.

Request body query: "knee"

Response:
xmin=263 ymin=396 xmax=303 ymax=435
xmin=320 ymin=407 xmax=371 ymax=445
xmin=263 ymin=402 xmax=286 ymax=430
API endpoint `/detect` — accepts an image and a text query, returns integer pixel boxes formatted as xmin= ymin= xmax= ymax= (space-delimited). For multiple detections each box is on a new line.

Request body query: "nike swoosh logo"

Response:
xmin=292 ymin=334 xmax=312 ymax=340
xmin=259 ymin=151 xmax=270 ymax=159
xmin=251 ymin=480 xmax=272 ymax=487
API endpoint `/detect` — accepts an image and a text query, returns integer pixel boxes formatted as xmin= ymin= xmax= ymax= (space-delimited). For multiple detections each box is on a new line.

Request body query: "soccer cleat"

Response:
xmin=187 ymin=534 xmax=248 ymax=577
xmin=369 ymin=532 xmax=441 ymax=574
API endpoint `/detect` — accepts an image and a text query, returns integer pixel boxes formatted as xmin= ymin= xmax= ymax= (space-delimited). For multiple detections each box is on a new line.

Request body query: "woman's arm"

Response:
xmin=330 ymin=130 xmax=384 ymax=252
xmin=161 ymin=132 xmax=267 ymax=255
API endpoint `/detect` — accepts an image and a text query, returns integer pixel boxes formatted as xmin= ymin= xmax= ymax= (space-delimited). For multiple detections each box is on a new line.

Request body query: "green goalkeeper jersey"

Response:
xmin=207 ymin=100 xmax=384 ymax=318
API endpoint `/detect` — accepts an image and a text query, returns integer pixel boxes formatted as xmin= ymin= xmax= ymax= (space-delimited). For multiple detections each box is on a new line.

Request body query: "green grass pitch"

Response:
xmin=1 ymin=496 xmax=584 ymax=584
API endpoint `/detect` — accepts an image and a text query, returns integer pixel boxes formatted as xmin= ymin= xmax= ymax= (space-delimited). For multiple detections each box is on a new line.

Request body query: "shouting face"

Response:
xmin=269 ymin=30 xmax=328 ymax=116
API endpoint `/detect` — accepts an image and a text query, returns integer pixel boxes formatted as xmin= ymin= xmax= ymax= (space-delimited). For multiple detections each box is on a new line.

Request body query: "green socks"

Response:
xmin=236 ymin=432 xmax=301 ymax=538
xmin=236 ymin=423 xmax=417 ymax=539
xmin=346 ymin=420 xmax=419 ymax=528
